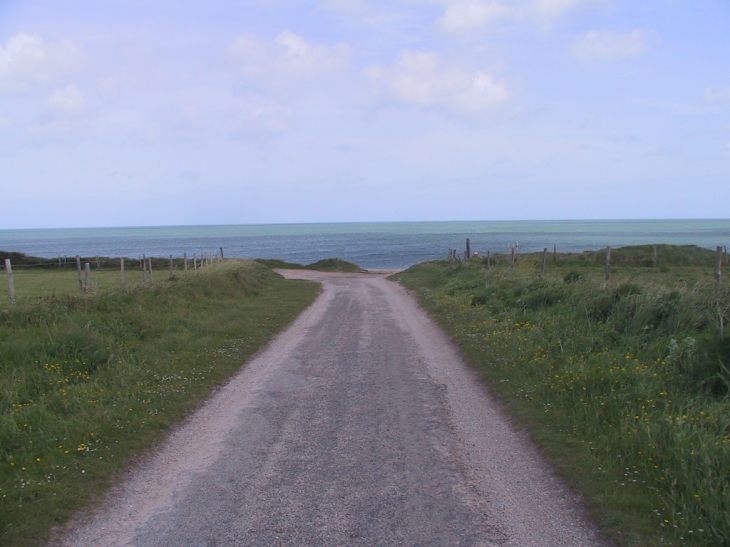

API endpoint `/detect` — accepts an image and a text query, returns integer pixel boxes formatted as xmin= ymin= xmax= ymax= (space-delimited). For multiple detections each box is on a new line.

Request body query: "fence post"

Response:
xmin=541 ymin=248 xmax=548 ymax=276
xmin=142 ymin=255 xmax=147 ymax=284
xmin=553 ymin=244 xmax=557 ymax=263
xmin=193 ymin=253 xmax=197 ymax=271
xmin=170 ymin=255 xmax=174 ymax=277
xmin=465 ymin=238 xmax=471 ymax=260
xmin=220 ymin=247 xmax=225 ymax=261
xmin=487 ymin=250 xmax=491 ymax=269
xmin=716 ymin=246 xmax=723 ymax=285
xmin=5 ymin=259 xmax=16 ymax=304
xmin=76 ymin=256 xmax=83 ymax=293
xmin=605 ymin=246 xmax=612 ymax=282
xmin=509 ymin=246 xmax=515 ymax=271
xmin=184 ymin=253 xmax=188 ymax=275
xmin=121 ymin=258 xmax=125 ymax=290
xmin=84 ymin=263 xmax=91 ymax=293
xmin=148 ymin=258 xmax=153 ymax=282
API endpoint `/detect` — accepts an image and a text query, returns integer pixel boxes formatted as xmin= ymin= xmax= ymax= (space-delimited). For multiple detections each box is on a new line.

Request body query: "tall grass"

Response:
xmin=0 ymin=260 xmax=320 ymax=546
xmin=395 ymin=248 xmax=730 ymax=547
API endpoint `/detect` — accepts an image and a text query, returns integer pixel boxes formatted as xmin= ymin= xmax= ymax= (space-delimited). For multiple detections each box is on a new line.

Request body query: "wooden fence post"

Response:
xmin=553 ymin=244 xmax=557 ymax=263
xmin=716 ymin=246 xmax=723 ymax=284
xmin=84 ymin=263 xmax=91 ymax=293
xmin=76 ymin=256 xmax=83 ymax=293
xmin=184 ymin=253 xmax=188 ymax=275
xmin=169 ymin=255 xmax=174 ymax=277
xmin=509 ymin=246 xmax=515 ymax=271
xmin=193 ymin=253 xmax=197 ymax=271
xmin=142 ymin=255 xmax=147 ymax=283
xmin=465 ymin=238 xmax=471 ymax=260
xmin=487 ymin=250 xmax=491 ymax=269
xmin=148 ymin=258 xmax=153 ymax=282
xmin=121 ymin=258 xmax=125 ymax=290
xmin=5 ymin=259 xmax=16 ymax=304
xmin=605 ymin=246 xmax=612 ymax=282
xmin=220 ymin=247 xmax=225 ymax=260
xmin=541 ymin=248 xmax=548 ymax=277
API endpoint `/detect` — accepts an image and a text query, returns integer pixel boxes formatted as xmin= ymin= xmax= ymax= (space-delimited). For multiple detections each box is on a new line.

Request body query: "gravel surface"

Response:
xmin=58 ymin=271 xmax=607 ymax=547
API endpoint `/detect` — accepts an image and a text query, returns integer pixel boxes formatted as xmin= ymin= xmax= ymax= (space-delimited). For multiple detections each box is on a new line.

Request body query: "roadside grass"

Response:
xmin=0 ymin=260 xmax=320 ymax=546
xmin=394 ymin=246 xmax=730 ymax=547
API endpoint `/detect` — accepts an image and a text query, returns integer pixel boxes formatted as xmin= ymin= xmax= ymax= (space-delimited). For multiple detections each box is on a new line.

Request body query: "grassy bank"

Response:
xmin=254 ymin=257 xmax=364 ymax=272
xmin=0 ymin=260 xmax=320 ymax=546
xmin=394 ymin=246 xmax=729 ymax=547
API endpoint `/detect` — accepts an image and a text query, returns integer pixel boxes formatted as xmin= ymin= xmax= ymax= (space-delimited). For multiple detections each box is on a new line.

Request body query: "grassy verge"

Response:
xmin=394 ymin=246 xmax=729 ymax=547
xmin=0 ymin=260 xmax=320 ymax=546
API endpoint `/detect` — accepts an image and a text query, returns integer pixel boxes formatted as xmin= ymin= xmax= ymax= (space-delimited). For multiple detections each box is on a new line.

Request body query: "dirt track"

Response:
xmin=60 ymin=271 xmax=606 ymax=547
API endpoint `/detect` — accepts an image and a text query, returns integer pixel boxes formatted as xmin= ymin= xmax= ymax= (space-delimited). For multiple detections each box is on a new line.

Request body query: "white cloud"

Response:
xmin=248 ymin=105 xmax=292 ymax=132
xmin=0 ymin=33 xmax=85 ymax=93
xmin=571 ymin=29 xmax=648 ymax=61
xmin=435 ymin=0 xmax=594 ymax=32
xmin=704 ymin=86 xmax=730 ymax=103
xmin=275 ymin=30 xmax=350 ymax=72
xmin=44 ymin=84 xmax=85 ymax=114
xmin=532 ymin=0 xmax=587 ymax=17
xmin=227 ymin=31 xmax=350 ymax=82
xmin=439 ymin=1 xmax=512 ymax=32
xmin=364 ymin=50 xmax=510 ymax=112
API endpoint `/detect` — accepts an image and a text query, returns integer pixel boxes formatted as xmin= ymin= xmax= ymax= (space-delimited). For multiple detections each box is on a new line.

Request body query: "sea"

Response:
xmin=1 ymin=220 xmax=729 ymax=270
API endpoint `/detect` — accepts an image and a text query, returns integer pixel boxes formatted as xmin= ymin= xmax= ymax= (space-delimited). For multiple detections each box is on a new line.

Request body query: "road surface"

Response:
xmin=60 ymin=271 xmax=606 ymax=547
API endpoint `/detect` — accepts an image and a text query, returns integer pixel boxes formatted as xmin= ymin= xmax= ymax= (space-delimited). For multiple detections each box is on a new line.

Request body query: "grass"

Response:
xmin=0 ymin=260 xmax=320 ymax=546
xmin=304 ymin=258 xmax=364 ymax=272
xmin=394 ymin=245 xmax=730 ymax=547
xmin=255 ymin=257 xmax=364 ymax=272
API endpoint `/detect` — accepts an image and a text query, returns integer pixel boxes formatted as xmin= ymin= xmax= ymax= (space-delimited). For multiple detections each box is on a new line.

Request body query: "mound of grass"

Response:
xmin=254 ymin=258 xmax=305 ymax=270
xmin=304 ymin=258 xmax=363 ymax=272
xmin=395 ymin=246 xmax=730 ymax=547
xmin=0 ymin=260 xmax=320 ymax=546
xmin=254 ymin=257 xmax=363 ymax=272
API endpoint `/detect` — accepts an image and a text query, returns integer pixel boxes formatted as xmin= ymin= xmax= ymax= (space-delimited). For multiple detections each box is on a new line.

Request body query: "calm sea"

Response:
xmin=1 ymin=220 xmax=728 ymax=270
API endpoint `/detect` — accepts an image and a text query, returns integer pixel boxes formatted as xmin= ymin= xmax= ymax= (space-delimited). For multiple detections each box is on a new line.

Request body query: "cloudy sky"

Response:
xmin=1 ymin=0 xmax=729 ymax=228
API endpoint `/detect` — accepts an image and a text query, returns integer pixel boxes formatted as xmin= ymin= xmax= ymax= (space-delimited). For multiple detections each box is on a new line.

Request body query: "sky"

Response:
xmin=0 ymin=0 xmax=729 ymax=229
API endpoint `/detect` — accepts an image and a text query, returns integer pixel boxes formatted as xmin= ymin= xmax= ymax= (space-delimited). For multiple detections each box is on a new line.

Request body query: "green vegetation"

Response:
xmin=0 ymin=260 xmax=320 ymax=546
xmin=254 ymin=258 xmax=305 ymax=270
xmin=304 ymin=258 xmax=363 ymax=272
xmin=255 ymin=257 xmax=364 ymax=272
xmin=394 ymin=245 xmax=729 ymax=547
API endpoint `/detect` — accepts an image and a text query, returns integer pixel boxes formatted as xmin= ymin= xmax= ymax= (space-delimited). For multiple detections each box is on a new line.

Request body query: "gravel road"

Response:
xmin=59 ymin=271 xmax=607 ymax=547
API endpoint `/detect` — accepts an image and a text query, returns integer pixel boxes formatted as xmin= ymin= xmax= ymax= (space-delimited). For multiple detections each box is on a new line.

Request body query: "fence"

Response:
xmin=447 ymin=239 xmax=729 ymax=283
xmin=2 ymin=248 xmax=226 ymax=305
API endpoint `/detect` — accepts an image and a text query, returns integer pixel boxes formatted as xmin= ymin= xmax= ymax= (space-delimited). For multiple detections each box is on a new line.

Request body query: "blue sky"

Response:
xmin=1 ymin=0 xmax=729 ymax=228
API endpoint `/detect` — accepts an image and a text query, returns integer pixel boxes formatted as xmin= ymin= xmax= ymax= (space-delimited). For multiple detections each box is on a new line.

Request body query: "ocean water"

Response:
xmin=1 ymin=220 xmax=729 ymax=270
